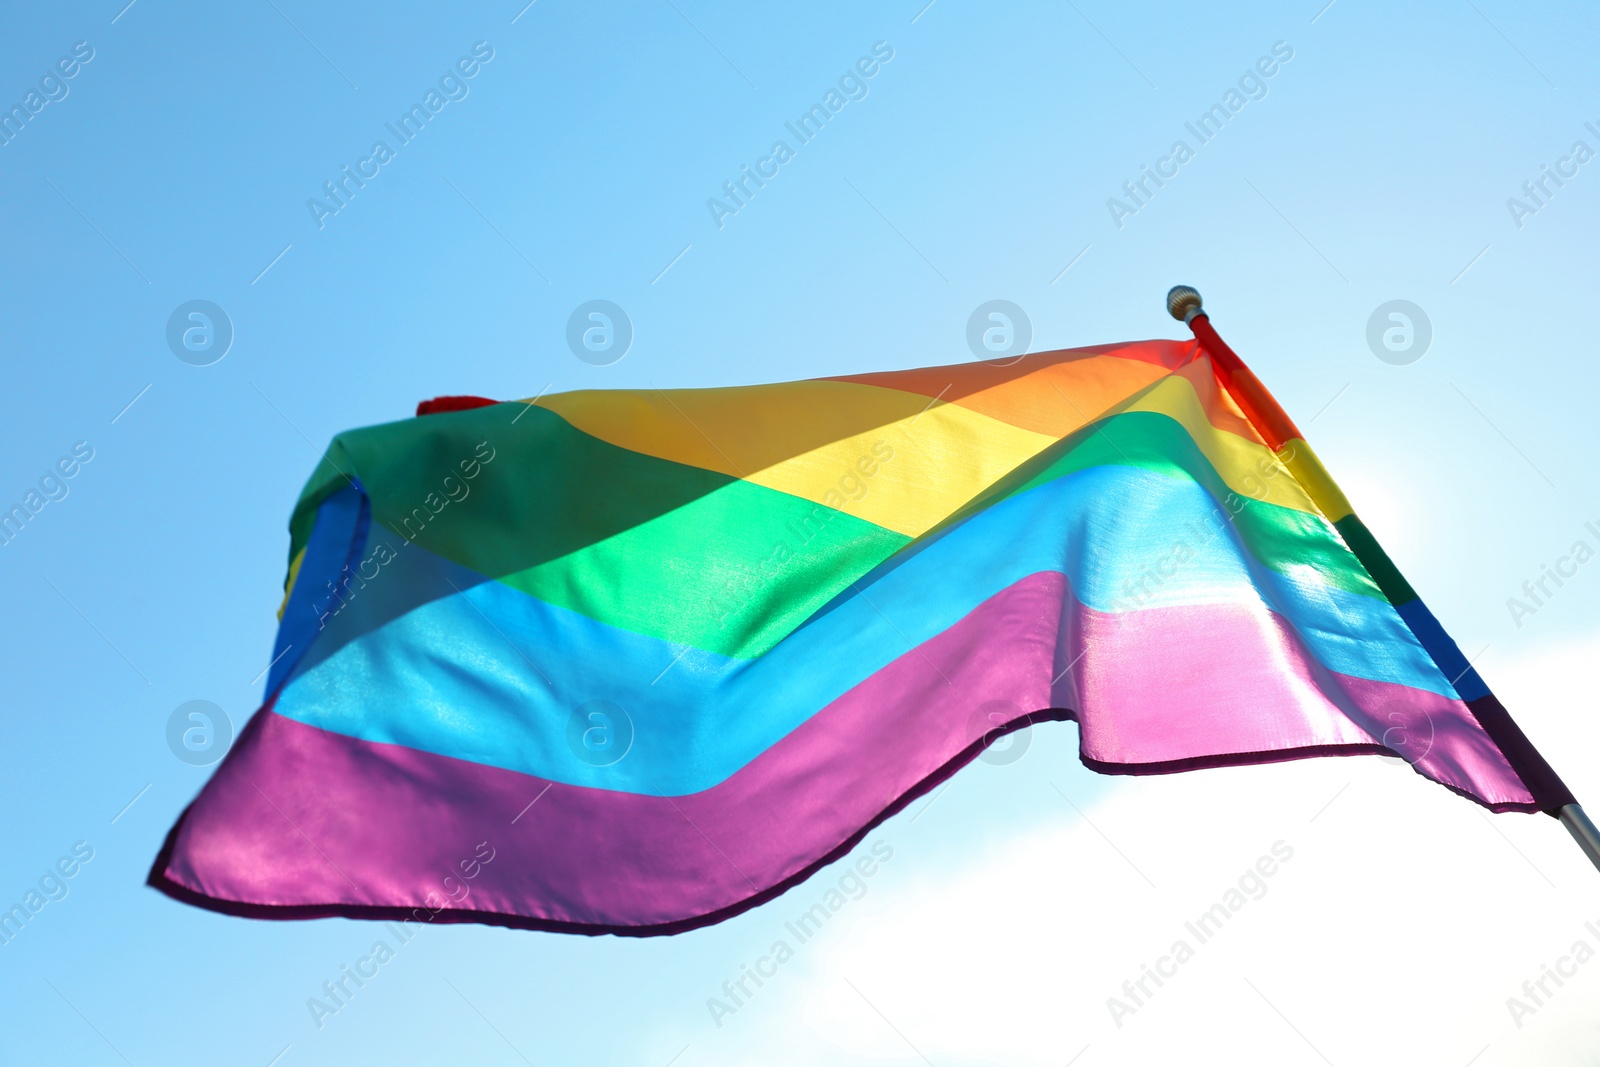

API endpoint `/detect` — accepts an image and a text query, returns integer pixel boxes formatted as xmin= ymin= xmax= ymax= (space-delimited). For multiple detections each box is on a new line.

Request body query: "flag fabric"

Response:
xmin=150 ymin=322 xmax=1572 ymax=934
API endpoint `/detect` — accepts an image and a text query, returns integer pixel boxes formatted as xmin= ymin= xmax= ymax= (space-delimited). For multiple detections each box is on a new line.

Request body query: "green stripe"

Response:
xmin=286 ymin=401 xmax=1388 ymax=659
xmin=291 ymin=402 xmax=910 ymax=658
xmin=922 ymin=410 xmax=1387 ymax=605
xmin=1332 ymin=514 xmax=1418 ymax=605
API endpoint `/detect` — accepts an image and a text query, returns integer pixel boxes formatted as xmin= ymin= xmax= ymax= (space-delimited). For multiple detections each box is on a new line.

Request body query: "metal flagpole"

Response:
xmin=1165 ymin=284 xmax=1600 ymax=878
xmin=1560 ymin=805 xmax=1600 ymax=872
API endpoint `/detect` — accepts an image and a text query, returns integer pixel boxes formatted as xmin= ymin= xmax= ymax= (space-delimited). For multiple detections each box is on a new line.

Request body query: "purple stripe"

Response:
xmin=151 ymin=572 xmax=1535 ymax=933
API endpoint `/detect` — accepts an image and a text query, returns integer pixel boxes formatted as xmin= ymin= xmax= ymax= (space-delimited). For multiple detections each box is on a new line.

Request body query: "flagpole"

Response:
xmin=1560 ymin=805 xmax=1600 ymax=872
xmin=1166 ymin=284 xmax=1600 ymax=878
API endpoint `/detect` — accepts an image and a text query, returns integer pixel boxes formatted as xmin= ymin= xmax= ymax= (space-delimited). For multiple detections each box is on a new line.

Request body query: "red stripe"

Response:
xmin=1188 ymin=314 xmax=1302 ymax=450
xmin=416 ymin=395 xmax=499 ymax=417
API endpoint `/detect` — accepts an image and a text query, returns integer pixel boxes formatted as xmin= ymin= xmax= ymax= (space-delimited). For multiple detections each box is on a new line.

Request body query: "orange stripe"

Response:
xmin=829 ymin=338 xmax=1273 ymax=447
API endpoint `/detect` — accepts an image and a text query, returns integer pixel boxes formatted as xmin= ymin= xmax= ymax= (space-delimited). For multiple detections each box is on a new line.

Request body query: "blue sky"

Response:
xmin=5 ymin=1 xmax=1600 ymax=1064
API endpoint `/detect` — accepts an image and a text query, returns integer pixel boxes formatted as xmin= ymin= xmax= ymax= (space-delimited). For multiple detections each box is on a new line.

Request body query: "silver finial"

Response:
xmin=1166 ymin=285 xmax=1203 ymax=324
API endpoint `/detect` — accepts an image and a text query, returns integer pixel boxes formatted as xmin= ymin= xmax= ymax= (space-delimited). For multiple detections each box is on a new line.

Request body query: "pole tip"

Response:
xmin=1166 ymin=285 xmax=1203 ymax=324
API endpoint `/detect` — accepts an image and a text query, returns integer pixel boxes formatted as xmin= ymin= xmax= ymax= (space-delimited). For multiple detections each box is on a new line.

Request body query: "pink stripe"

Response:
xmin=154 ymin=572 xmax=1533 ymax=932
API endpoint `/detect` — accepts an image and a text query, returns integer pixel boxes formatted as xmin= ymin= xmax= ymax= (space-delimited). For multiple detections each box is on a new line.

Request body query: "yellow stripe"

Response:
xmin=537 ymin=380 xmax=1052 ymax=536
xmin=1122 ymin=376 xmax=1324 ymax=517
xmin=1276 ymin=438 xmax=1354 ymax=522
xmin=277 ymin=547 xmax=306 ymax=620
xmin=530 ymin=373 xmax=1326 ymax=537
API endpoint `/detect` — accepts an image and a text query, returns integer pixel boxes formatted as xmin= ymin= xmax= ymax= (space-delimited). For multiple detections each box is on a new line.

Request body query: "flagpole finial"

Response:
xmin=1167 ymin=285 xmax=1204 ymax=324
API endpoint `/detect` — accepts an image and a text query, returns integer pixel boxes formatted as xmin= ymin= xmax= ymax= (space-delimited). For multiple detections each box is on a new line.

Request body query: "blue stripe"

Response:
xmin=1395 ymin=599 xmax=1491 ymax=701
xmin=268 ymin=482 xmax=368 ymax=697
xmin=271 ymin=463 xmax=1462 ymax=795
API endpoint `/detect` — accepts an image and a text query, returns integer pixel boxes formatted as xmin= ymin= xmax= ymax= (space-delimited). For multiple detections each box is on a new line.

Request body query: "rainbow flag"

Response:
xmin=150 ymin=313 xmax=1573 ymax=934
